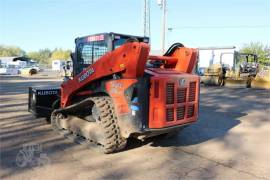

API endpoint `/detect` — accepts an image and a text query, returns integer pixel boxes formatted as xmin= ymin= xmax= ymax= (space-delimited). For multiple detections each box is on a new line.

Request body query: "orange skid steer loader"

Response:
xmin=28 ymin=32 xmax=200 ymax=153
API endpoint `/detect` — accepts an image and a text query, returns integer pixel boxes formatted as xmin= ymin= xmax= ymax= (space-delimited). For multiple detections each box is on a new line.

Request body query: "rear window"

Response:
xmin=77 ymin=41 xmax=108 ymax=65
xmin=113 ymin=38 xmax=127 ymax=49
xmin=113 ymin=36 xmax=149 ymax=50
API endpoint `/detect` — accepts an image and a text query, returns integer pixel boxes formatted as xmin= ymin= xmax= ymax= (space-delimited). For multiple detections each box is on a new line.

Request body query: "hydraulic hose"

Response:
xmin=164 ymin=43 xmax=184 ymax=56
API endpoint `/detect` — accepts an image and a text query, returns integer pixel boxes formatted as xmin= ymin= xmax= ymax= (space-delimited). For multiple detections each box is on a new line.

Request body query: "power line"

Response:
xmin=168 ymin=25 xmax=270 ymax=30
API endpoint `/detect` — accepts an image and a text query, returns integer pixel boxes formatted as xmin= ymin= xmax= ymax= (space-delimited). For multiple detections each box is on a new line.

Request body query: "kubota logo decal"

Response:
xmin=179 ymin=78 xmax=186 ymax=86
xmin=78 ymin=68 xmax=95 ymax=82
xmin=37 ymin=90 xmax=58 ymax=96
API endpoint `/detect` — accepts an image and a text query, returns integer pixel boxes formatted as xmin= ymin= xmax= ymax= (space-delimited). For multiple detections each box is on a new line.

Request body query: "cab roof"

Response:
xmin=75 ymin=32 xmax=149 ymax=44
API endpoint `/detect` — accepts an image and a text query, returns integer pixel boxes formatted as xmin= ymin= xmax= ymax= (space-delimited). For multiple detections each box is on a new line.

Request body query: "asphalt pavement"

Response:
xmin=0 ymin=75 xmax=269 ymax=180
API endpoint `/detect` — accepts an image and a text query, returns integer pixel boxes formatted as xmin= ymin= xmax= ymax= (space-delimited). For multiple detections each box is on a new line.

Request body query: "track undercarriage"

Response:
xmin=51 ymin=96 xmax=127 ymax=153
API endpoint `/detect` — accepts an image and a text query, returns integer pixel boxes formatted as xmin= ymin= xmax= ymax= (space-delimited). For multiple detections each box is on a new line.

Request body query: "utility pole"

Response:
xmin=143 ymin=0 xmax=150 ymax=39
xmin=158 ymin=0 xmax=167 ymax=53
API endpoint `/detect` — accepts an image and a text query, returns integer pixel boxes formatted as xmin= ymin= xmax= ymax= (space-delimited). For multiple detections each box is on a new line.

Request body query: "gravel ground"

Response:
xmin=0 ymin=74 xmax=269 ymax=180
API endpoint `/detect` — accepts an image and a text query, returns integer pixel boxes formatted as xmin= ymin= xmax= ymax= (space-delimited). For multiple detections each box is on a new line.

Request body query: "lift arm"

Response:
xmin=61 ymin=42 xmax=150 ymax=107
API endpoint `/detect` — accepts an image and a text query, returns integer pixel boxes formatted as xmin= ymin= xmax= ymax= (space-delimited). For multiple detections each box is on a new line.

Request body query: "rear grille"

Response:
xmin=187 ymin=105 xmax=195 ymax=118
xmin=177 ymin=88 xmax=187 ymax=103
xmin=177 ymin=106 xmax=185 ymax=120
xmin=164 ymin=81 xmax=196 ymax=122
xmin=166 ymin=83 xmax=174 ymax=104
xmin=188 ymin=82 xmax=196 ymax=102
xmin=166 ymin=108 xmax=174 ymax=121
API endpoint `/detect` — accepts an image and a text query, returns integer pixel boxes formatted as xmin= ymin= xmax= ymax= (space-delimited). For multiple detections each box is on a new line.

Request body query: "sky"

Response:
xmin=0 ymin=0 xmax=270 ymax=52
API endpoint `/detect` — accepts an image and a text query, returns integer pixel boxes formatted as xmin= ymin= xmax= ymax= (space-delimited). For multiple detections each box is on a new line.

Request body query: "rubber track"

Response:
xmin=90 ymin=96 xmax=127 ymax=153
xmin=51 ymin=96 xmax=127 ymax=154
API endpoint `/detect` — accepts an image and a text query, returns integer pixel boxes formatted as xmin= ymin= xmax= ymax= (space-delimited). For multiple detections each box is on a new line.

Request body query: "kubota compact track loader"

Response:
xmin=28 ymin=32 xmax=199 ymax=153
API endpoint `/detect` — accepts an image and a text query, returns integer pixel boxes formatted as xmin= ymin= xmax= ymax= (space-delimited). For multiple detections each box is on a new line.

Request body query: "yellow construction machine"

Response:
xmin=251 ymin=66 xmax=270 ymax=89
xmin=224 ymin=53 xmax=258 ymax=88
xmin=200 ymin=64 xmax=226 ymax=86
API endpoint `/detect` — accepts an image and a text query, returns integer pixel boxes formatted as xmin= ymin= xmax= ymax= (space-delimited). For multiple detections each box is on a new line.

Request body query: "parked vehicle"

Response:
xmin=28 ymin=32 xmax=200 ymax=153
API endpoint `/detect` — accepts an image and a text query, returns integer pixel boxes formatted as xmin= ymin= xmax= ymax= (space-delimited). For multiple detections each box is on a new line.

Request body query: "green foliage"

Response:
xmin=0 ymin=44 xmax=72 ymax=65
xmin=27 ymin=49 xmax=52 ymax=65
xmin=27 ymin=48 xmax=71 ymax=65
xmin=50 ymin=48 xmax=71 ymax=61
xmin=0 ymin=45 xmax=25 ymax=57
xmin=240 ymin=42 xmax=270 ymax=64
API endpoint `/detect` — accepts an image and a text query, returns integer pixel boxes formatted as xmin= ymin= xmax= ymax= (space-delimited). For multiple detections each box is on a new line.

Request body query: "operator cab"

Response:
xmin=72 ymin=32 xmax=149 ymax=76
xmin=235 ymin=53 xmax=258 ymax=74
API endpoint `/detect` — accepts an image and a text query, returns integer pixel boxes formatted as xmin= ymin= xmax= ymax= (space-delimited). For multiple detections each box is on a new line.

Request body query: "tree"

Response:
xmin=27 ymin=49 xmax=51 ymax=65
xmin=240 ymin=42 xmax=270 ymax=64
xmin=50 ymin=48 xmax=71 ymax=61
xmin=0 ymin=45 xmax=25 ymax=57
xmin=0 ymin=45 xmax=72 ymax=65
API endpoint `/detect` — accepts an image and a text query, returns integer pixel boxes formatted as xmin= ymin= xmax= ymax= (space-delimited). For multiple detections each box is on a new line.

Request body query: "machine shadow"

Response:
xmin=125 ymin=104 xmax=244 ymax=151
